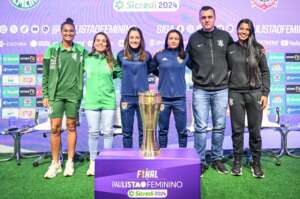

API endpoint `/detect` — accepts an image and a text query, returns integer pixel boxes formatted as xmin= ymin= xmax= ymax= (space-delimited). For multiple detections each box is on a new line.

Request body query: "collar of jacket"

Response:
xmin=90 ymin=52 xmax=106 ymax=59
xmin=57 ymin=42 xmax=78 ymax=52
xmin=198 ymin=27 xmax=217 ymax=39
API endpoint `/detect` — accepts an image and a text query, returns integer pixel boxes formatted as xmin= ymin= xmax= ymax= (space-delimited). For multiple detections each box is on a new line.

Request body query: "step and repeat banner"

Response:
xmin=0 ymin=0 xmax=300 ymax=120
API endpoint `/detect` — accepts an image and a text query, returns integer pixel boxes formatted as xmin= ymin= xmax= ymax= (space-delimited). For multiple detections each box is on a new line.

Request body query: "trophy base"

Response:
xmin=140 ymin=149 xmax=160 ymax=159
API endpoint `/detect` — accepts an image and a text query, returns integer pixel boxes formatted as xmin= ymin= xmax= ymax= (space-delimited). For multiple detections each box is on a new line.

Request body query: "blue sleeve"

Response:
xmin=146 ymin=51 xmax=153 ymax=74
xmin=150 ymin=52 xmax=159 ymax=76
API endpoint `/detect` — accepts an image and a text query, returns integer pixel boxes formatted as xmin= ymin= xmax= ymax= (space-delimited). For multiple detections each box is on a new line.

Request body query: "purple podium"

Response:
xmin=95 ymin=148 xmax=201 ymax=199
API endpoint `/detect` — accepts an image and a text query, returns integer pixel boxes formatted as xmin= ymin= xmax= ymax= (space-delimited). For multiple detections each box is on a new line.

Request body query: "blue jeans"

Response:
xmin=193 ymin=88 xmax=228 ymax=163
xmin=120 ymin=96 xmax=143 ymax=148
xmin=85 ymin=109 xmax=115 ymax=160
xmin=159 ymin=97 xmax=187 ymax=148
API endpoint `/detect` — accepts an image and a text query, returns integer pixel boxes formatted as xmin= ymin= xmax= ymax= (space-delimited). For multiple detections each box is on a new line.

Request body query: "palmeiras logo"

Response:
xmin=251 ymin=0 xmax=278 ymax=12
xmin=10 ymin=0 xmax=40 ymax=10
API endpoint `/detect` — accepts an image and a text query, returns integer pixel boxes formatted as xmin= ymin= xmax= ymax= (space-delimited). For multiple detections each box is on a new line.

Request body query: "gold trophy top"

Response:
xmin=138 ymin=91 xmax=161 ymax=105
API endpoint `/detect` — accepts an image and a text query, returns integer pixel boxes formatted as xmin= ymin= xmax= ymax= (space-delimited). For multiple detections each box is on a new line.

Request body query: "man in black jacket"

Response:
xmin=186 ymin=6 xmax=233 ymax=175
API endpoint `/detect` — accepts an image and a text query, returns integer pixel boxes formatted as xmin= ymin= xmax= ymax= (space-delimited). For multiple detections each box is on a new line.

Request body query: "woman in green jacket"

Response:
xmin=84 ymin=32 xmax=121 ymax=176
xmin=42 ymin=18 xmax=88 ymax=179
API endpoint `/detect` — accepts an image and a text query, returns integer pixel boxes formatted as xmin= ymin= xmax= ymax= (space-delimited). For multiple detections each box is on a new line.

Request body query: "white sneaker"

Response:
xmin=86 ymin=160 xmax=95 ymax=176
xmin=63 ymin=160 xmax=74 ymax=177
xmin=44 ymin=161 xmax=62 ymax=179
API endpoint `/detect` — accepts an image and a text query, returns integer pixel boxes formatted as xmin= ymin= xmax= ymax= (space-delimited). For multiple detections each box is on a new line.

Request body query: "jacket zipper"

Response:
xmin=209 ymin=39 xmax=214 ymax=65
xmin=209 ymin=39 xmax=214 ymax=81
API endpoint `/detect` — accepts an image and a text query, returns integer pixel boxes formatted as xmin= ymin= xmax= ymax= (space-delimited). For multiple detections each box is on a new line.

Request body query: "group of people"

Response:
xmin=42 ymin=5 xmax=270 ymax=179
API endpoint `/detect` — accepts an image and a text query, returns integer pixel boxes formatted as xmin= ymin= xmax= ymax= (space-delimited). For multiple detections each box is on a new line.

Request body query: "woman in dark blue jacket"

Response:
xmin=117 ymin=27 xmax=152 ymax=148
xmin=151 ymin=29 xmax=189 ymax=148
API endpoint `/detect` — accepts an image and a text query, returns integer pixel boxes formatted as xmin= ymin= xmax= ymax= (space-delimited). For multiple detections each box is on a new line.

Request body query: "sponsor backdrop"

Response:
xmin=0 ymin=0 xmax=300 ymax=121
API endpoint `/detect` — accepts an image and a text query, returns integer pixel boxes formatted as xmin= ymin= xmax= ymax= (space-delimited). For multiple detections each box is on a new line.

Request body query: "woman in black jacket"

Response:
xmin=227 ymin=18 xmax=270 ymax=178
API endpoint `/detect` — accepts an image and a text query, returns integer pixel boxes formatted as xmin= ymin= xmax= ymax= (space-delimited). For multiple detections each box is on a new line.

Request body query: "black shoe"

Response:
xmin=231 ymin=160 xmax=242 ymax=176
xmin=211 ymin=160 xmax=229 ymax=174
xmin=250 ymin=161 xmax=265 ymax=178
xmin=201 ymin=164 xmax=209 ymax=177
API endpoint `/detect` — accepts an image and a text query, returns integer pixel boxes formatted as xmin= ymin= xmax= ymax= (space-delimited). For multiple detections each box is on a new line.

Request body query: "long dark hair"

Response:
xmin=61 ymin=17 xmax=75 ymax=31
xmin=90 ymin=32 xmax=115 ymax=70
xmin=124 ymin=26 xmax=147 ymax=61
xmin=237 ymin=18 xmax=262 ymax=88
xmin=164 ymin=29 xmax=185 ymax=59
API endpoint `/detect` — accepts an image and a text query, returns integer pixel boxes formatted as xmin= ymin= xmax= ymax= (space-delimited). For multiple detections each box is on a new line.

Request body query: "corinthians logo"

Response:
xmin=10 ymin=0 xmax=40 ymax=10
xmin=251 ymin=0 xmax=278 ymax=12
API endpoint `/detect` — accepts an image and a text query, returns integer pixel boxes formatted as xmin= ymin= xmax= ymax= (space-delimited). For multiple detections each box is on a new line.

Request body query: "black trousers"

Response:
xmin=229 ymin=90 xmax=262 ymax=162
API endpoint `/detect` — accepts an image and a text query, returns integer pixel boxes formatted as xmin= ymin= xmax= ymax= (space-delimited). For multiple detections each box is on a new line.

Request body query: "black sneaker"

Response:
xmin=211 ymin=160 xmax=229 ymax=174
xmin=250 ymin=162 xmax=265 ymax=178
xmin=200 ymin=164 xmax=209 ymax=177
xmin=231 ymin=160 xmax=242 ymax=176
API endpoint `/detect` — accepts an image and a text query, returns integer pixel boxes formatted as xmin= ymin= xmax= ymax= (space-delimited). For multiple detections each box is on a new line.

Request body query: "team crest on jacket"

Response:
xmin=177 ymin=57 xmax=184 ymax=64
xmin=121 ymin=102 xmax=128 ymax=110
xmin=217 ymin=40 xmax=224 ymax=47
xmin=160 ymin=104 xmax=165 ymax=112
xmin=72 ymin=53 xmax=77 ymax=61
xmin=251 ymin=0 xmax=278 ymax=12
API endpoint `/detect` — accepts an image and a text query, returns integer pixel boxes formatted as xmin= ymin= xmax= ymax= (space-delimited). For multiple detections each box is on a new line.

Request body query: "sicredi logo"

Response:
xmin=286 ymin=85 xmax=300 ymax=94
xmin=10 ymin=0 xmax=40 ymax=10
xmin=20 ymin=54 xmax=36 ymax=63
xmin=113 ymin=0 xmax=179 ymax=12
xmin=267 ymin=52 xmax=285 ymax=63
xmin=2 ymin=65 xmax=19 ymax=74
xmin=2 ymin=54 xmax=19 ymax=64
xmin=2 ymin=75 xmax=19 ymax=86
xmin=19 ymin=87 xmax=36 ymax=96
xmin=286 ymin=95 xmax=300 ymax=105
xmin=270 ymin=85 xmax=285 ymax=94
xmin=19 ymin=75 xmax=36 ymax=85
xmin=2 ymin=87 xmax=19 ymax=97
xmin=2 ymin=98 xmax=19 ymax=108
xmin=2 ymin=108 xmax=19 ymax=119
xmin=19 ymin=65 xmax=36 ymax=75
